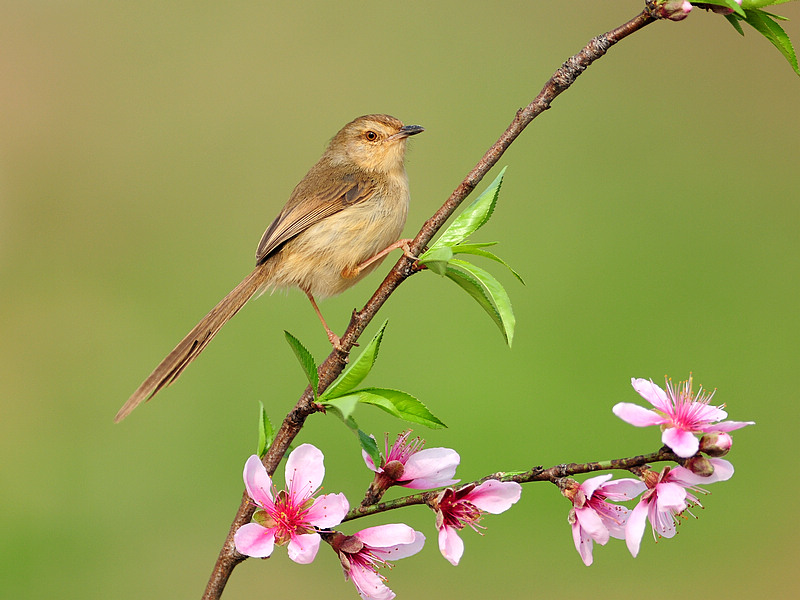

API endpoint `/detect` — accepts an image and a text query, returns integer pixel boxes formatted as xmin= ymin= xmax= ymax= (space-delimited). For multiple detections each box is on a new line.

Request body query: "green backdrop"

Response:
xmin=2 ymin=2 xmax=798 ymax=598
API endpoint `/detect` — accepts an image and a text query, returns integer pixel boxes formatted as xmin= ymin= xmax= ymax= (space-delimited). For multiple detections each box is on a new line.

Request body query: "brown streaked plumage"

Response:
xmin=115 ymin=114 xmax=423 ymax=422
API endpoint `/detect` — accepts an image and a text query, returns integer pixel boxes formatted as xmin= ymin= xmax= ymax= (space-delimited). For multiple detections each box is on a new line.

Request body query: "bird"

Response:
xmin=115 ymin=114 xmax=424 ymax=422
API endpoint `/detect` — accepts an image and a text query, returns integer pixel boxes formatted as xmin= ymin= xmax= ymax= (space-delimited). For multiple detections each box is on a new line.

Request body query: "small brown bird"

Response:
xmin=115 ymin=114 xmax=423 ymax=422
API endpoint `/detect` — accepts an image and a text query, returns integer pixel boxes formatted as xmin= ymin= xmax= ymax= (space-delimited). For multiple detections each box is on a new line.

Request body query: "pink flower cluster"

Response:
xmin=234 ymin=434 xmax=521 ymax=599
xmin=562 ymin=374 xmax=753 ymax=565
xmin=564 ymin=459 xmax=734 ymax=564
xmin=364 ymin=431 xmax=521 ymax=567
xmin=234 ymin=374 xmax=752 ymax=592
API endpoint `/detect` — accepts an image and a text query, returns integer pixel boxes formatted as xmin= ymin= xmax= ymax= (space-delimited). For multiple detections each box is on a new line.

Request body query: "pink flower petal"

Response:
xmin=287 ymin=532 xmax=321 ymax=564
xmin=631 ymin=378 xmax=670 ymax=411
xmin=691 ymin=403 xmax=729 ymax=423
xmin=707 ymin=458 xmax=735 ymax=481
xmin=369 ymin=528 xmax=425 ymax=561
xmin=612 ymin=402 xmax=666 ymax=427
xmin=648 ymin=498 xmax=677 ymax=538
xmin=654 ymin=481 xmax=687 ymax=511
xmin=233 ymin=522 xmax=275 ymax=558
xmin=401 ymin=448 xmax=460 ymax=489
xmin=243 ymin=455 xmax=273 ymax=508
xmin=574 ymin=506 xmax=609 ymax=544
xmin=361 ymin=447 xmax=378 ymax=473
xmin=699 ymin=419 xmax=755 ymax=433
xmin=598 ymin=479 xmax=647 ymax=501
xmin=625 ymin=500 xmax=648 ymax=557
xmin=662 ymin=426 xmax=699 ymax=457
xmin=580 ymin=474 xmax=613 ymax=499
xmin=669 ymin=458 xmax=734 ymax=486
xmin=438 ymin=524 xmax=464 ymax=566
xmin=572 ymin=519 xmax=594 ymax=566
xmin=348 ymin=561 xmax=396 ymax=600
xmin=355 ymin=524 xmax=417 ymax=549
xmin=305 ymin=492 xmax=349 ymax=528
xmin=466 ymin=480 xmax=521 ymax=514
xmin=285 ymin=444 xmax=325 ymax=496
xmin=355 ymin=523 xmax=425 ymax=560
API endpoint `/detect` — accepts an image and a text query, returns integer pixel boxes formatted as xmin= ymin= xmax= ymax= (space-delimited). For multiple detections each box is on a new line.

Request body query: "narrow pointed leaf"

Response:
xmin=725 ymin=13 xmax=746 ymax=35
xmin=446 ymin=259 xmax=516 ymax=346
xmin=354 ymin=387 xmax=447 ymax=429
xmin=699 ymin=0 xmax=746 ymax=16
xmin=284 ymin=331 xmax=318 ymax=397
xmin=444 ymin=265 xmax=504 ymax=342
xmin=256 ymin=401 xmax=275 ymax=457
xmin=320 ymin=321 xmax=388 ymax=400
xmin=744 ymin=8 xmax=799 ymax=75
xmin=431 ymin=166 xmax=507 ymax=248
xmin=450 ymin=244 xmax=525 ymax=284
xmin=357 ymin=429 xmax=381 ymax=466
xmin=742 ymin=1 xmax=795 ymax=10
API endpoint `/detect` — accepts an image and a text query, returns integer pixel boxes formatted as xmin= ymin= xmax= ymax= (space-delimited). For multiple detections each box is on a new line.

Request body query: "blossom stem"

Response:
xmin=342 ymin=446 xmax=681 ymax=523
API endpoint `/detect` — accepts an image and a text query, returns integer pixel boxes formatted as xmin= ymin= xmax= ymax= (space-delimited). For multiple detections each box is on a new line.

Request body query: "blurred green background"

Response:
xmin=2 ymin=1 xmax=798 ymax=598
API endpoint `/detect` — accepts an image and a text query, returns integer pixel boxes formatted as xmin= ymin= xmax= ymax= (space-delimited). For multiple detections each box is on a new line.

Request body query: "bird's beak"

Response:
xmin=391 ymin=124 xmax=425 ymax=140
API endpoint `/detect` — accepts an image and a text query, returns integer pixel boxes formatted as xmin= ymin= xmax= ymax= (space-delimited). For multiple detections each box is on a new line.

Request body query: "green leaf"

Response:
xmin=284 ymin=330 xmax=318 ymax=397
xmin=725 ymin=12 xmax=746 ymax=35
xmin=320 ymin=321 xmax=388 ymax=400
xmin=742 ymin=1 xmax=796 ymax=10
xmin=450 ymin=243 xmax=526 ymax=284
xmin=357 ymin=429 xmax=382 ymax=466
xmin=699 ymin=0 xmax=746 ymax=16
xmin=320 ymin=393 xmax=360 ymax=421
xmin=352 ymin=388 xmax=447 ymax=429
xmin=256 ymin=401 xmax=275 ymax=457
xmin=418 ymin=245 xmax=453 ymax=276
xmin=428 ymin=166 xmax=507 ymax=249
xmin=445 ymin=259 xmax=516 ymax=346
xmin=743 ymin=8 xmax=799 ymax=75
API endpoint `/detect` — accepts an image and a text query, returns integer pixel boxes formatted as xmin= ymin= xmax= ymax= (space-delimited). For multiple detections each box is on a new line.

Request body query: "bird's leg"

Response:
xmin=342 ymin=239 xmax=416 ymax=279
xmin=304 ymin=289 xmax=342 ymax=348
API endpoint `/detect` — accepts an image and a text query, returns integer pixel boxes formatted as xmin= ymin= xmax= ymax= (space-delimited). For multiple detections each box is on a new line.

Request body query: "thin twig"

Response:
xmin=341 ymin=444 xmax=679 ymax=522
xmin=202 ymin=9 xmax=657 ymax=599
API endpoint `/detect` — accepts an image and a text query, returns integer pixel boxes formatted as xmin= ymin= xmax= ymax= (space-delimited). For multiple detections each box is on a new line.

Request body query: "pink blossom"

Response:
xmin=625 ymin=458 xmax=734 ymax=557
xmin=433 ymin=479 xmax=521 ymax=565
xmin=233 ymin=445 xmax=349 ymax=563
xmin=363 ymin=431 xmax=460 ymax=490
xmin=563 ymin=474 xmax=646 ymax=566
xmin=613 ymin=375 xmax=754 ymax=458
xmin=331 ymin=524 xmax=425 ymax=600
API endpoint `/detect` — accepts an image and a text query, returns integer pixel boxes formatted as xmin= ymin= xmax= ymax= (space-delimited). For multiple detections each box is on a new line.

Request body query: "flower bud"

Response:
xmin=684 ymin=455 xmax=715 ymax=477
xmin=699 ymin=431 xmax=733 ymax=457
xmin=653 ymin=0 xmax=693 ymax=21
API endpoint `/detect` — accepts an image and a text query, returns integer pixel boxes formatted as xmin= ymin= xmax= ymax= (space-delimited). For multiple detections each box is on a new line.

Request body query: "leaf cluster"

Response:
xmin=281 ymin=323 xmax=446 ymax=465
xmin=418 ymin=167 xmax=523 ymax=346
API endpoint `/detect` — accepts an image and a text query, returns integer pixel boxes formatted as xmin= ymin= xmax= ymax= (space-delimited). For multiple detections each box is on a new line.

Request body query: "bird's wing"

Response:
xmin=255 ymin=173 xmax=376 ymax=264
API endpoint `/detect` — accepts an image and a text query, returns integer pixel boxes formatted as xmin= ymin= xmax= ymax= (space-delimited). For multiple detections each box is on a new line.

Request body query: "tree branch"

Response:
xmin=202 ymin=8 xmax=657 ymax=599
xmin=343 ymin=445 xmax=680 ymax=522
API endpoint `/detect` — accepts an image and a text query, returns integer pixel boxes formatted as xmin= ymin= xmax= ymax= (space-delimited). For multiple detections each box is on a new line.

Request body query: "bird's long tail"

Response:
xmin=115 ymin=265 xmax=270 ymax=422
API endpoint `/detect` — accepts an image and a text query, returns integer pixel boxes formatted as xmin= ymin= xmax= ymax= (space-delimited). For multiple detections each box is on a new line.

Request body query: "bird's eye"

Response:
xmin=364 ymin=130 xmax=378 ymax=141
